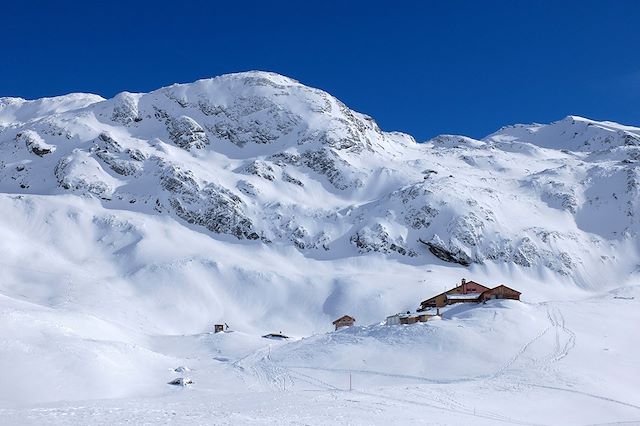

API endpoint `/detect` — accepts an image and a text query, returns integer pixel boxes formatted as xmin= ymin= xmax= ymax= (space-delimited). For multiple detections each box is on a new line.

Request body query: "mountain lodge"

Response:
xmin=418 ymin=278 xmax=521 ymax=311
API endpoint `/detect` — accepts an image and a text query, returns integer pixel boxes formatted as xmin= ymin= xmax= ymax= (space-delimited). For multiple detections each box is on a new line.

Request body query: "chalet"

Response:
xmin=418 ymin=278 xmax=521 ymax=311
xmin=333 ymin=315 xmax=356 ymax=330
xmin=419 ymin=278 xmax=490 ymax=310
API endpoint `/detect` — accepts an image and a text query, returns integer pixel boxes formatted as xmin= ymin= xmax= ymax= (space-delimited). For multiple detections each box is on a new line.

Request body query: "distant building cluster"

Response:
xmin=214 ymin=278 xmax=521 ymax=337
xmin=385 ymin=278 xmax=521 ymax=327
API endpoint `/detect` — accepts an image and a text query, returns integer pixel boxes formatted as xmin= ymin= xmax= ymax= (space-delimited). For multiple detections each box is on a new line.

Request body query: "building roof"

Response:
xmin=388 ymin=311 xmax=435 ymax=319
xmin=486 ymin=284 xmax=522 ymax=295
xmin=462 ymin=280 xmax=490 ymax=290
xmin=420 ymin=279 xmax=490 ymax=305
xmin=446 ymin=293 xmax=482 ymax=300
xmin=332 ymin=315 xmax=355 ymax=324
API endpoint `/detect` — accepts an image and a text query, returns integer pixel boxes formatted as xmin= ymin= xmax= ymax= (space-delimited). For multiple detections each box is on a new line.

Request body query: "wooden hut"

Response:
xmin=332 ymin=315 xmax=356 ymax=330
xmin=480 ymin=285 xmax=521 ymax=302
xmin=386 ymin=311 xmax=435 ymax=326
xmin=214 ymin=324 xmax=225 ymax=333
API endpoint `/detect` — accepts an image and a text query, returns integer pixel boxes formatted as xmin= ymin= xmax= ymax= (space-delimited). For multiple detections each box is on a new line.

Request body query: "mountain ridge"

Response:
xmin=1 ymin=71 xmax=639 ymax=286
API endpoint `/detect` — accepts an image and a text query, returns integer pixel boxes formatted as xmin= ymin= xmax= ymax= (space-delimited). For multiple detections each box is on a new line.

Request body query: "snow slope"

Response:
xmin=0 ymin=72 xmax=639 ymax=424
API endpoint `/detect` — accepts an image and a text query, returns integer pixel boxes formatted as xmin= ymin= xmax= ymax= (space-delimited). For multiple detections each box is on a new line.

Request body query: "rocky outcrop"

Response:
xmin=92 ymin=133 xmax=142 ymax=176
xmin=202 ymin=96 xmax=301 ymax=146
xmin=160 ymin=164 xmax=260 ymax=240
xmin=351 ymin=224 xmax=417 ymax=257
xmin=111 ymin=92 xmax=141 ymax=125
xmin=420 ymin=235 xmax=474 ymax=266
xmin=301 ymin=149 xmax=360 ymax=190
xmin=282 ymin=172 xmax=303 ymax=186
xmin=243 ymin=160 xmax=275 ymax=181
xmin=54 ymin=153 xmax=116 ymax=198
xmin=17 ymin=131 xmax=56 ymax=157
xmin=153 ymin=107 xmax=208 ymax=149
xmin=166 ymin=115 xmax=208 ymax=149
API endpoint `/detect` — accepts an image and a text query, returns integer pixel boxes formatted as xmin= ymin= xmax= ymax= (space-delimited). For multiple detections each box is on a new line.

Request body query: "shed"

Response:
xmin=385 ymin=314 xmax=402 ymax=326
xmin=386 ymin=311 xmax=435 ymax=326
xmin=400 ymin=313 xmax=419 ymax=325
xmin=332 ymin=315 xmax=356 ymax=330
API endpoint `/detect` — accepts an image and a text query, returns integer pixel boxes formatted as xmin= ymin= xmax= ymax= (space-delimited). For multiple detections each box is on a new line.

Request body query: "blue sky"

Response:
xmin=3 ymin=1 xmax=639 ymax=140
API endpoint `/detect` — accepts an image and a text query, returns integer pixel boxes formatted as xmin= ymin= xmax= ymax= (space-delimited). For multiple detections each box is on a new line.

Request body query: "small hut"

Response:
xmin=332 ymin=315 xmax=356 ymax=330
xmin=386 ymin=311 xmax=436 ymax=326
xmin=386 ymin=314 xmax=401 ymax=326
xmin=214 ymin=324 xmax=225 ymax=333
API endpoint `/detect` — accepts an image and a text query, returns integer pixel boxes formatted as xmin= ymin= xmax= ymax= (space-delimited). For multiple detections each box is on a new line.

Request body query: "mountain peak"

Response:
xmin=485 ymin=115 xmax=640 ymax=151
xmin=0 ymin=93 xmax=105 ymax=126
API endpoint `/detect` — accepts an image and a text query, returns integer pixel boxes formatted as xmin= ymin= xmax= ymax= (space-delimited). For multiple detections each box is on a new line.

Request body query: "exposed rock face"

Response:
xmin=301 ymin=149 xmax=361 ymax=190
xmin=92 ymin=133 xmax=142 ymax=176
xmin=243 ymin=160 xmax=275 ymax=181
xmin=54 ymin=152 xmax=116 ymax=198
xmin=159 ymin=164 xmax=259 ymax=240
xmin=18 ymin=131 xmax=56 ymax=156
xmin=1 ymin=72 xmax=639 ymax=279
xmin=165 ymin=115 xmax=209 ymax=149
xmin=111 ymin=92 xmax=141 ymax=125
xmin=351 ymin=224 xmax=417 ymax=257
xmin=282 ymin=172 xmax=303 ymax=187
xmin=421 ymin=236 xmax=473 ymax=266
xmin=205 ymin=96 xmax=301 ymax=146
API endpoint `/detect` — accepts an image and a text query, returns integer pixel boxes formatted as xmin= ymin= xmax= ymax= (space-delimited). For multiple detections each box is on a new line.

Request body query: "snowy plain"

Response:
xmin=0 ymin=72 xmax=639 ymax=425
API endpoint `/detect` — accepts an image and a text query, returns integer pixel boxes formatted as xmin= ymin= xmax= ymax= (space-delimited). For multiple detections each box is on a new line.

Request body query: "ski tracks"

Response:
xmin=493 ymin=301 xmax=577 ymax=380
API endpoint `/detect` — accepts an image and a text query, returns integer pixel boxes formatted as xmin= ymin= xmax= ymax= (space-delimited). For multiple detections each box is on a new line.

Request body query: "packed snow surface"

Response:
xmin=0 ymin=72 xmax=639 ymax=425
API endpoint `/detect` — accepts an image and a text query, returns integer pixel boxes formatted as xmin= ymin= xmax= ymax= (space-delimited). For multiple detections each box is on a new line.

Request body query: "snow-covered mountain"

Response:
xmin=1 ymin=72 xmax=639 ymax=423
xmin=2 ymin=72 xmax=639 ymax=280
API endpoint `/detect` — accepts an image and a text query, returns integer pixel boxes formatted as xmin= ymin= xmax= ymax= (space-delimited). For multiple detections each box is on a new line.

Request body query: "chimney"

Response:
xmin=461 ymin=278 xmax=466 ymax=294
